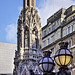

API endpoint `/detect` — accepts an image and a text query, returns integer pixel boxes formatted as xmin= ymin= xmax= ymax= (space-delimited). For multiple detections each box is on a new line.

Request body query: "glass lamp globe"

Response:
xmin=54 ymin=42 xmax=73 ymax=66
xmin=39 ymin=51 xmax=55 ymax=73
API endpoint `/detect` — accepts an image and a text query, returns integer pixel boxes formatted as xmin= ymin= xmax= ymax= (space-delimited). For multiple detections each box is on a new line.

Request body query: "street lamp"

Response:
xmin=39 ymin=51 xmax=55 ymax=75
xmin=54 ymin=42 xmax=73 ymax=75
xmin=39 ymin=42 xmax=73 ymax=75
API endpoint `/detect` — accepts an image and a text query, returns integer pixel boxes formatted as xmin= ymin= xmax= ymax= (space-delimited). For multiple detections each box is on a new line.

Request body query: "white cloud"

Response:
xmin=5 ymin=24 xmax=17 ymax=44
xmin=37 ymin=0 xmax=75 ymax=27
xmin=5 ymin=0 xmax=75 ymax=43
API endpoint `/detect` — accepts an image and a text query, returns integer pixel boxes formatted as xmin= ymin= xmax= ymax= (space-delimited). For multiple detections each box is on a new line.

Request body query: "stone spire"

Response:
xmin=23 ymin=0 xmax=25 ymax=22
xmin=13 ymin=0 xmax=43 ymax=75
xmin=23 ymin=0 xmax=36 ymax=8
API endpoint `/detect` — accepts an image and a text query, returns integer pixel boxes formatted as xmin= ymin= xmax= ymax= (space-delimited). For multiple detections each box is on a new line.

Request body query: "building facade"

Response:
xmin=42 ymin=5 xmax=75 ymax=75
xmin=14 ymin=0 xmax=43 ymax=75
xmin=0 ymin=42 xmax=16 ymax=75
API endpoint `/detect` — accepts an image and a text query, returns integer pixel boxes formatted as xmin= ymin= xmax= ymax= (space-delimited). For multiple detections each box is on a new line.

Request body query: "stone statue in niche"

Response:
xmin=25 ymin=30 xmax=29 ymax=48
xmin=32 ymin=31 xmax=37 ymax=48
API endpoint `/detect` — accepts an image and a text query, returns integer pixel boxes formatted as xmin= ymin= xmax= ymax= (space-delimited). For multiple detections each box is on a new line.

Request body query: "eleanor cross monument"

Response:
xmin=13 ymin=0 xmax=43 ymax=75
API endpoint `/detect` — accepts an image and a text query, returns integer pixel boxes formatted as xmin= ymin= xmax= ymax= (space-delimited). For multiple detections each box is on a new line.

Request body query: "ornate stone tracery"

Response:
xmin=32 ymin=27 xmax=38 ymax=48
xmin=24 ymin=26 xmax=29 ymax=49
xmin=14 ymin=0 xmax=43 ymax=75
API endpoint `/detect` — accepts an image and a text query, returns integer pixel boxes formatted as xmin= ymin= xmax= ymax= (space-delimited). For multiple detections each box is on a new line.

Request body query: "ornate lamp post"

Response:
xmin=39 ymin=42 xmax=73 ymax=75
xmin=39 ymin=51 xmax=55 ymax=75
xmin=54 ymin=42 xmax=73 ymax=75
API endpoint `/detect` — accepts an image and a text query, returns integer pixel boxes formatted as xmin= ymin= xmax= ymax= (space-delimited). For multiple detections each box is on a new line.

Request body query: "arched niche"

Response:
xmin=27 ymin=0 xmax=29 ymax=6
xmin=17 ymin=28 xmax=22 ymax=52
xmin=32 ymin=27 xmax=38 ymax=48
xmin=24 ymin=26 xmax=29 ymax=48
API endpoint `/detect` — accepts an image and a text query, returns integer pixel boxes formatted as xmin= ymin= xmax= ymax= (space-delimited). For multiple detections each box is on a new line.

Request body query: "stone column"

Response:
xmin=30 ymin=29 xmax=32 ymax=49
xmin=38 ymin=29 xmax=42 ymax=49
xmin=21 ymin=25 xmax=24 ymax=48
xmin=34 ymin=0 xmax=36 ymax=8
xmin=25 ymin=0 xmax=27 ymax=7
xmin=20 ymin=25 xmax=24 ymax=59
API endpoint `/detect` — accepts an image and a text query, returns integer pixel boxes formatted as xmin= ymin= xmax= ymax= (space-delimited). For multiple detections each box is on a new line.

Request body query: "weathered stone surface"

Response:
xmin=14 ymin=0 xmax=43 ymax=75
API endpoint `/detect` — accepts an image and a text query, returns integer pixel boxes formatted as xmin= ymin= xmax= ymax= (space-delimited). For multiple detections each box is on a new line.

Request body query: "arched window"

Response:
xmin=24 ymin=27 xmax=29 ymax=48
xmin=27 ymin=0 xmax=29 ymax=6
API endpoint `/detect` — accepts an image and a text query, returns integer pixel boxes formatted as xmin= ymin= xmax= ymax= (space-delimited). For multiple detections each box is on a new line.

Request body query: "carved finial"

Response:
xmin=43 ymin=51 xmax=52 ymax=57
xmin=59 ymin=42 xmax=68 ymax=49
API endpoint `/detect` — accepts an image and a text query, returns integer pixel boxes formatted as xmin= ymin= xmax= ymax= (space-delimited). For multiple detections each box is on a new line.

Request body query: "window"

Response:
xmin=68 ymin=40 xmax=72 ymax=48
xmin=68 ymin=26 xmax=71 ymax=33
xmin=51 ymin=35 xmax=55 ymax=43
xmin=68 ymin=26 xmax=71 ymax=34
xmin=44 ymin=30 xmax=47 ymax=36
xmin=43 ymin=40 xmax=46 ymax=47
xmin=66 ymin=28 xmax=68 ymax=35
xmin=66 ymin=25 xmax=73 ymax=35
xmin=52 ymin=25 xmax=56 ymax=31
xmin=68 ymin=26 xmax=72 ymax=34
xmin=47 ymin=38 xmax=50 ymax=45
xmin=49 ymin=27 xmax=51 ymax=33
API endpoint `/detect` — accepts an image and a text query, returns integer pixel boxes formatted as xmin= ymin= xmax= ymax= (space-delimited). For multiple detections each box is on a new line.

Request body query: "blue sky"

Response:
xmin=0 ymin=0 xmax=22 ymax=43
xmin=0 ymin=0 xmax=75 ymax=44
